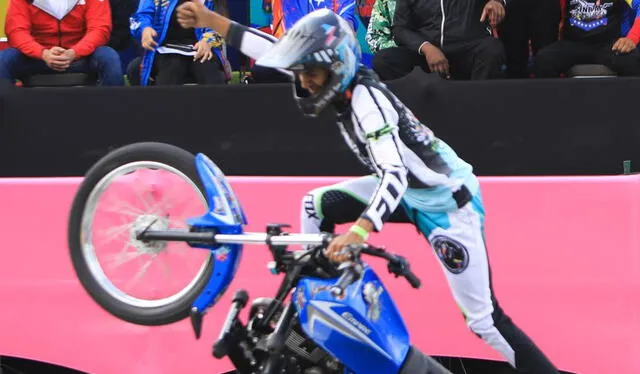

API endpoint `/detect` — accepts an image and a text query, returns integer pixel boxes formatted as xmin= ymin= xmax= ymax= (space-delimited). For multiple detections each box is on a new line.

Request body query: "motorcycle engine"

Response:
xmin=283 ymin=323 xmax=342 ymax=373
xmin=247 ymin=298 xmax=343 ymax=374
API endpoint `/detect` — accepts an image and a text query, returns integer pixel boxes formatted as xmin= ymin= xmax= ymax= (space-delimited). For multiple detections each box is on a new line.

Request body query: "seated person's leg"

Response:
xmin=190 ymin=54 xmax=226 ymax=85
xmin=154 ymin=53 xmax=190 ymax=85
xmin=0 ymin=48 xmax=57 ymax=83
xmin=532 ymin=40 xmax=592 ymax=78
xmin=530 ymin=0 xmax=561 ymax=55
xmin=0 ymin=48 xmax=24 ymax=83
xmin=86 ymin=46 xmax=124 ymax=86
xmin=467 ymin=36 xmax=506 ymax=80
xmin=371 ymin=46 xmax=425 ymax=81
xmin=126 ymin=56 xmax=143 ymax=85
xmin=250 ymin=64 xmax=292 ymax=83
xmin=595 ymin=42 xmax=640 ymax=76
xmin=498 ymin=0 xmax=530 ymax=78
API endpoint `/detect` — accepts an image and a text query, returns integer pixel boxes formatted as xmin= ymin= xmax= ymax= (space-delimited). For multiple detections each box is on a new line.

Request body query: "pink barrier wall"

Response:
xmin=0 ymin=175 xmax=638 ymax=374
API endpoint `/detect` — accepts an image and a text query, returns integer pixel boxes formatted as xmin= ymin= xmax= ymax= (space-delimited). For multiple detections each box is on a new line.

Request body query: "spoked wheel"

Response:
xmin=68 ymin=142 xmax=214 ymax=325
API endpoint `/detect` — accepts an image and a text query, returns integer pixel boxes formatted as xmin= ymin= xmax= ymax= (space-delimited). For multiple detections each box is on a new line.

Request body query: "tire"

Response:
xmin=399 ymin=346 xmax=453 ymax=374
xmin=68 ymin=142 xmax=214 ymax=326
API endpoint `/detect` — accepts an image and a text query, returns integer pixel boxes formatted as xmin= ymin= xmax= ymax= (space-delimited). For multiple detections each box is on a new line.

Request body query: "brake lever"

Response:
xmin=345 ymin=244 xmax=364 ymax=260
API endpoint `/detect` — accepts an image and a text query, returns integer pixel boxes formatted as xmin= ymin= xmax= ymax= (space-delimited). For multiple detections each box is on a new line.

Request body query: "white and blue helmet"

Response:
xmin=255 ymin=8 xmax=362 ymax=117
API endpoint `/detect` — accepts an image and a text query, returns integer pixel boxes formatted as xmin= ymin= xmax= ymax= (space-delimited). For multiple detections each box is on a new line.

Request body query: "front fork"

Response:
xmin=213 ymin=264 xmax=303 ymax=372
xmin=259 ymin=302 xmax=296 ymax=374
xmin=212 ymin=288 xmax=297 ymax=374
xmin=212 ymin=223 xmax=304 ymax=373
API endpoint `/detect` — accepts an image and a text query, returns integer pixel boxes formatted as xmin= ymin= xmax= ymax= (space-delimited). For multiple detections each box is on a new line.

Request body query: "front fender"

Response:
xmin=185 ymin=153 xmax=248 ymax=338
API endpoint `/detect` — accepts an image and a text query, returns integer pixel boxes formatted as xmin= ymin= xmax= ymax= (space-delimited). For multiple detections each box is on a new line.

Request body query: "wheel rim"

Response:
xmin=79 ymin=161 xmax=212 ymax=309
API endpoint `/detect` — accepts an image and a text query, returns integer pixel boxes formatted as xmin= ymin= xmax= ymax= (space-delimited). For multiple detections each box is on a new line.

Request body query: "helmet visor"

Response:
xmin=254 ymin=30 xmax=326 ymax=70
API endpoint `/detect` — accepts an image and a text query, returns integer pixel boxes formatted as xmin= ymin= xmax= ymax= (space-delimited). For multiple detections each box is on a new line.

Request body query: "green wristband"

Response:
xmin=349 ymin=224 xmax=369 ymax=241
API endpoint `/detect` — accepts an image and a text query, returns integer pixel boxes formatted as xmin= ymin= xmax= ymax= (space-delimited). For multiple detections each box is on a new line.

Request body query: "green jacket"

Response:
xmin=365 ymin=0 xmax=397 ymax=54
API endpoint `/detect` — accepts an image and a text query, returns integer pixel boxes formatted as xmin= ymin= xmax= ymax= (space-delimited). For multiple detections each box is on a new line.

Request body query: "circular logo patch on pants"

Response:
xmin=431 ymin=235 xmax=469 ymax=274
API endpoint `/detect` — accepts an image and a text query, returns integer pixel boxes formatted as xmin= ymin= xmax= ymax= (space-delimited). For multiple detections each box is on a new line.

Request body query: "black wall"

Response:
xmin=1 ymin=68 xmax=638 ymax=177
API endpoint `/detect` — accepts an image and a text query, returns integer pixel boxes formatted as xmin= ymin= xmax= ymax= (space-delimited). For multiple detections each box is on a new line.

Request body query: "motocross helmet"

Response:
xmin=254 ymin=8 xmax=362 ymax=117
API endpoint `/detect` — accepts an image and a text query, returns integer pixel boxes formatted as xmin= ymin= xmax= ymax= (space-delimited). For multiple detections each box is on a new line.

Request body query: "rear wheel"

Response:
xmin=68 ymin=142 xmax=214 ymax=325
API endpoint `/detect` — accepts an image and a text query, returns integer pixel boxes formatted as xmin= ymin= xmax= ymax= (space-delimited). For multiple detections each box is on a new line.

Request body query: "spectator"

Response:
xmin=109 ymin=0 xmax=136 ymax=52
xmin=533 ymin=0 xmax=640 ymax=78
xmin=249 ymin=0 xmax=358 ymax=83
xmin=0 ymin=0 xmax=124 ymax=86
xmin=497 ymin=0 xmax=561 ymax=78
xmin=373 ymin=0 xmax=506 ymax=81
xmin=365 ymin=0 xmax=397 ymax=54
xmin=128 ymin=0 xmax=231 ymax=86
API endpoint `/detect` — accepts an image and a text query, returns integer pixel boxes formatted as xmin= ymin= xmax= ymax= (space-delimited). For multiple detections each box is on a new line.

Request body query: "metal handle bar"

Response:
xmin=137 ymin=229 xmax=422 ymax=288
xmin=137 ymin=229 xmax=332 ymax=247
xmin=215 ymin=233 xmax=331 ymax=246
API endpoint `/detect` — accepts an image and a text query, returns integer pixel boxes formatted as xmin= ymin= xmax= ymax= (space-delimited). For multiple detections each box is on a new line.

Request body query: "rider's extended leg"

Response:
xmin=405 ymin=190 xmax=559 ymax=374
xmin=300 ymin=175 xmax=558 ymax=373
xmin=300 ymin=175 xmax=410 ymax=235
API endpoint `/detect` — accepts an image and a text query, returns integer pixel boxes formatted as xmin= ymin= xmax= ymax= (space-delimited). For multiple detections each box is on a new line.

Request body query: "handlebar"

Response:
xmin=402 ymin=268 xmax=421 ymax=289
xmin=328 ymin=244 xmax=421 ymax=294
xmin=137 ymin=227 xmax=421 ymax=290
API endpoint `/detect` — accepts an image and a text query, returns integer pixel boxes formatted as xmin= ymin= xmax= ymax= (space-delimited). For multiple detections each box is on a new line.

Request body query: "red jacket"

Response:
xmin=5 ymin=0 xmax=112 ymax=60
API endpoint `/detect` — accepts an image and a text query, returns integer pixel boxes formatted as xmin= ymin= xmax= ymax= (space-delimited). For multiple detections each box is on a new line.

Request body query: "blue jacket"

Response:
xmin=129 ymin=0 xmax=231 ymax=86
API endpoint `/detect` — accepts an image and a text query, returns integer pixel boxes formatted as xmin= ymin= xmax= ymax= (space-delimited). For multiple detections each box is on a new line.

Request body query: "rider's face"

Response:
xmin=297 ymin=67 xmax=329 ymax=95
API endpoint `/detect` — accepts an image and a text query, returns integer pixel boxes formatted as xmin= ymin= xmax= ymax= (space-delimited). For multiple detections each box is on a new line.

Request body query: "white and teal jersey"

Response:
xmin=225 ymin=21 xmax=478 ymax=232
xmin=333 ymin=67 xmax=478 ymax=231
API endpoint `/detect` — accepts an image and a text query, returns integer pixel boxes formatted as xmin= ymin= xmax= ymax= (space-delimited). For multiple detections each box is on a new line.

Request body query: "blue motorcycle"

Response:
xmin=67 ymin=142 xmax=452 ymax=374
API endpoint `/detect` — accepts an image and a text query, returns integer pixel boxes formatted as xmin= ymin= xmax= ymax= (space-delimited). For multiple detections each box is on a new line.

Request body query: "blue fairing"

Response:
xmin=186 ymin=153 xmax=247 ymax=314
xmin=294 ymin=267 xmax=410 ymax=374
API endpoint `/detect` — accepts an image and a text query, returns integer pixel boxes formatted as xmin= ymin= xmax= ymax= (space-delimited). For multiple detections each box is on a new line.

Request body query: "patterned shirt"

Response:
xmin=365 ymin=0 xmax=397 ymax=53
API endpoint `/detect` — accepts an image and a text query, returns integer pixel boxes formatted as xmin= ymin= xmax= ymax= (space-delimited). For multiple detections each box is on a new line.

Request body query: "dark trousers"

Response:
xmin=127 ymin=53 xmax=225 ymax=85
xmin=498 ymin=0 xmax=561 ymax=78
xmin=154 ymin=53 xmax=225 ymax=85
xmin=533 ymin=40 xmax=640 ymax=77
xmin=372 ymin=36 xmax=505 ymax=81
xmin=0 ymin=46 xmax=124 ymax=86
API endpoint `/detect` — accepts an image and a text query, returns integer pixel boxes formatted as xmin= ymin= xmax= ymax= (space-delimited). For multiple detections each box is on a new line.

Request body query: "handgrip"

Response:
xmin=404 ymin=271 xmax=421 ymax=289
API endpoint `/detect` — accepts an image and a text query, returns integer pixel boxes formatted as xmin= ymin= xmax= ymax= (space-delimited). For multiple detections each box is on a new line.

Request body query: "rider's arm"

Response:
xmin=197 ymin=8 xmax=278 ymax=62
xmin=197 ymin=9 xmax=292 ymax=76
xmin=226 ymin=22 xmax=280 ymax=62
xmin=351 ymin=84 xmax=409 ymax=233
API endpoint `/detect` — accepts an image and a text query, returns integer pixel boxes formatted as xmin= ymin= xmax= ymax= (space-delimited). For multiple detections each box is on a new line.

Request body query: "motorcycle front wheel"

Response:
xmin=67 ymin=142 xmax=214 ymax=325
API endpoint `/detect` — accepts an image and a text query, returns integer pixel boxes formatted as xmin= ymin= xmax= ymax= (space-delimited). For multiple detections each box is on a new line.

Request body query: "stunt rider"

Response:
xmin=175 ymin=3 xmax=559 ymax=373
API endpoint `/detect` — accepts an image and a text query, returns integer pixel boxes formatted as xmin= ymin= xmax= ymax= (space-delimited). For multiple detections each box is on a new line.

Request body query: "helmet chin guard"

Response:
xmin=292 ymin=72 xmax=343 ymax=117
